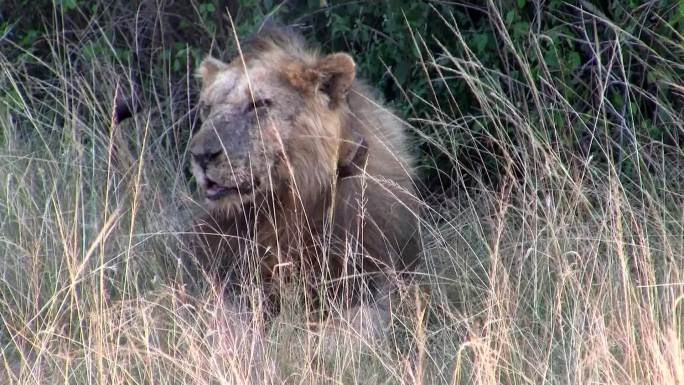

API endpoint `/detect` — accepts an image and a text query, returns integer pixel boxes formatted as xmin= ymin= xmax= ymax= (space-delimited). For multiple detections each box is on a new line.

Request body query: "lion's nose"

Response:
xmin=192 ymin=149 xmax=222 ymax=170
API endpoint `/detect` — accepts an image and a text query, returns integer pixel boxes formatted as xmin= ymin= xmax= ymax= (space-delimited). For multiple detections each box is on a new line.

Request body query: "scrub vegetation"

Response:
xmin=0 ymin=1 xmax=682 ymax=384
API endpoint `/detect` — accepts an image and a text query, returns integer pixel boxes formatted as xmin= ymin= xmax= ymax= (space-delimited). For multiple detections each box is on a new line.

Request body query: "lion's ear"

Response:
xmin=338 ymin=126 xmax=368 ymax=177
xmin=197 ymin=56 xmax=228 ymax=87
xmin=314 ymin=53 xmax=356 ymax=108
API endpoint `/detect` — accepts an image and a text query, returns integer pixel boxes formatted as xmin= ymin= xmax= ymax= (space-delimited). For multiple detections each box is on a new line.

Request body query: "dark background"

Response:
xmin=1 ymin=0 xmax=682 ymax=198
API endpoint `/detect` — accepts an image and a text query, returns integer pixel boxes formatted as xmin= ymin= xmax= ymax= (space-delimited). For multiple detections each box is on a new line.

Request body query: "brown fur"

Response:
xmin=186 ymin=27 xmax=420 ymax=316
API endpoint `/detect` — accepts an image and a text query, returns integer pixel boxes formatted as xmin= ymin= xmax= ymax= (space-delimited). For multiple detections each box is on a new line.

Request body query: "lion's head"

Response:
xmin=189 ymin=32 xmax=366 ymax=212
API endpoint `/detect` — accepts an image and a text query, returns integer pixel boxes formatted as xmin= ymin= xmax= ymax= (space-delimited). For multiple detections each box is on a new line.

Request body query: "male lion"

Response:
xmin=187 ymin=27 xmax=420 ymax=322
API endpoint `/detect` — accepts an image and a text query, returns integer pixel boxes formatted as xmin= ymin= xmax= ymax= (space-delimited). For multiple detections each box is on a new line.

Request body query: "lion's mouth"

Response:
xmin=204 ymin=178 xmax=255 ymax=201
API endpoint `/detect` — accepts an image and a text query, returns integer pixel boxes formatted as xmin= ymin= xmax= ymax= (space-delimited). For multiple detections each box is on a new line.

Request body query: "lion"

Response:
xmin=186 ymin=27 xmax=421 ymax=323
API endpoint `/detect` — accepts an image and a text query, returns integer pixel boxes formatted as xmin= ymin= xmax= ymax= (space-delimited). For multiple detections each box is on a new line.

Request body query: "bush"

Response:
xmin=2 ymin=0 xmax=682 ymax=194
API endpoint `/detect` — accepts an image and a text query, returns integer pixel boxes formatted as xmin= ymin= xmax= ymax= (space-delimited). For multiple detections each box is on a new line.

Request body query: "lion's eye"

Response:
xmin=246 ymin=98 xmax=272 ymax=113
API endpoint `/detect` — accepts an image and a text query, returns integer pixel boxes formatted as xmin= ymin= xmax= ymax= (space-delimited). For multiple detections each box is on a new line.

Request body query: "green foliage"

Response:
xmin=1 ymin=0 xmax=682 ymax=193
xmin=237 ymin=0 xmax=682 ymax=191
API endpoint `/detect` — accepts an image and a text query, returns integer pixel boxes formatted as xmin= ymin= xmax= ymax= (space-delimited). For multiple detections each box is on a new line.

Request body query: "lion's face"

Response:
xmin=190 ymin=52 xmax=362 ymax=212
xmin=190 ymin=60 xmax=295 ymax=210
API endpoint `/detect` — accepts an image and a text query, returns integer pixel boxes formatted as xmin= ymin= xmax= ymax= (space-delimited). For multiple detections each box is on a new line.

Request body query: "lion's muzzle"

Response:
xmin=190 ymin=110 xmax=261 ymax=201
xmin=190 ymin=111 xmax=251 ymax=167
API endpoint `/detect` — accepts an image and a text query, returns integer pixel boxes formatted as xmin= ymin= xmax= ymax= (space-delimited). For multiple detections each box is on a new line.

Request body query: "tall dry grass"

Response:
xmin=1 ymin=4 xmax=682 ymax=385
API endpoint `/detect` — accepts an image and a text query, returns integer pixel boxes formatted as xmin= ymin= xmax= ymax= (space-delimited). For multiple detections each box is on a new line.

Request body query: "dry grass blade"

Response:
xmin=0 ymin=3 xmax=682 ymax=385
